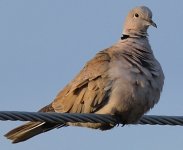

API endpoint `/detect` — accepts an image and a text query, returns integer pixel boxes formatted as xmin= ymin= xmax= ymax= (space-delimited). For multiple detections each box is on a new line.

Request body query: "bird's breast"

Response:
xmin=97 ymin=58 xmax=161 ymax=123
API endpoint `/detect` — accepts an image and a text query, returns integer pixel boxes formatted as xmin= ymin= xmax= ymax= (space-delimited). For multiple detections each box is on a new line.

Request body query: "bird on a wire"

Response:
xmin=5 ymin=6 xmax=164 ymax=143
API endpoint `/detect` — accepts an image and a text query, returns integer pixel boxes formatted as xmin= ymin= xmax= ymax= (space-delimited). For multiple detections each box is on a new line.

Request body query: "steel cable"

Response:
xmin=0 ymin=111 xmax=183 ymax=126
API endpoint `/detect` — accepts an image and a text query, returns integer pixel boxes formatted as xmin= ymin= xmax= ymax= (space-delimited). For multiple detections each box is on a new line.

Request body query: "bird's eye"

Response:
xmin=134 ymin=13 xmax=139 ymax=17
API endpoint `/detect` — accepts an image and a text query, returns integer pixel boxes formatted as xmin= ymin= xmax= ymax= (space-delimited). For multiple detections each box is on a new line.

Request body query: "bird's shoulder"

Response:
xmin=52 ymin=49 xmax=113 ymax=113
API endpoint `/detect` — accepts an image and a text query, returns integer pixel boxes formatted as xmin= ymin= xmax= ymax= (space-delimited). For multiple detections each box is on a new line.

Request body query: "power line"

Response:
xmin=0 ymin=111 xmax=183 ymax=126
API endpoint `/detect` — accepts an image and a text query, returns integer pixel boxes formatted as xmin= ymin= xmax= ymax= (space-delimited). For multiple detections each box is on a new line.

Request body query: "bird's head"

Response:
xmin=122 ymin=6 xmax=157 ymax=37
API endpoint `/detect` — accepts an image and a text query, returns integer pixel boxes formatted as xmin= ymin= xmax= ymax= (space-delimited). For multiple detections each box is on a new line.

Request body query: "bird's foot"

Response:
xmin=114 ymin=115 xmax=123 ymax=127
xmin=114 ymin=115 xmax=127 ymax=127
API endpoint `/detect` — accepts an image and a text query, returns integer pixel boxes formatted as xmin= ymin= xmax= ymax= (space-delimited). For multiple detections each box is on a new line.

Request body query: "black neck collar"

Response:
xmin=121 ymin=34 xmax=129 ymax=40
xmin=121 ymin=34 xmax=147 ymax=40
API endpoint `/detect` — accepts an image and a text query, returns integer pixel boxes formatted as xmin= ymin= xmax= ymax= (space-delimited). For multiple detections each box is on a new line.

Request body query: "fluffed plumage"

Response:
xmin=5 ymin=6 xmax=164 ymax=143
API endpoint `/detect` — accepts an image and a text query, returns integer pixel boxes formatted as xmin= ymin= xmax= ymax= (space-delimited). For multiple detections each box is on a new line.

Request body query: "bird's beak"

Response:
xmin=149 ymin=19 xmax=157 ymax=28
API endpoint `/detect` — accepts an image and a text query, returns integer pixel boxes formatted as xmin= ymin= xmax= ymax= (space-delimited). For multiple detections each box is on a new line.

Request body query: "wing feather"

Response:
xmin=52 ymin=51 xmax=112 ymax=113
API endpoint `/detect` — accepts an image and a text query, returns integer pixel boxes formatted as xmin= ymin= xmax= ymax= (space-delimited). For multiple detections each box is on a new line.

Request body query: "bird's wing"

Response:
xmin=52 ymin=50 xmax=112 ymax=113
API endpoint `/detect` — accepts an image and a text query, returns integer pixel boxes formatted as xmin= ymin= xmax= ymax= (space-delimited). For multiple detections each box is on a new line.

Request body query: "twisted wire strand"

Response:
xmin=0 ymin=111 xmax=183 ymax=126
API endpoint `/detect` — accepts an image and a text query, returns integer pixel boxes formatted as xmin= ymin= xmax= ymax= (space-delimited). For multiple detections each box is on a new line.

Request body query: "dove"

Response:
xmin=5 ymin=6 xmax=164 ymax=143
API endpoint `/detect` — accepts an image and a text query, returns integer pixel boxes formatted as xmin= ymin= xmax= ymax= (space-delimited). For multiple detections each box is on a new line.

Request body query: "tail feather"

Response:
xmin=5 ymin=122 xmax=59 ymax=143
xmin=4 ymin=104 xmax=63 ymax=143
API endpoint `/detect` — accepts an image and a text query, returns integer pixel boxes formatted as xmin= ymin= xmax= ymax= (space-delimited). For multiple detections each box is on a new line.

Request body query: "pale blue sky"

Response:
xmin=0 ymin=1 xmax=183 ymax=150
